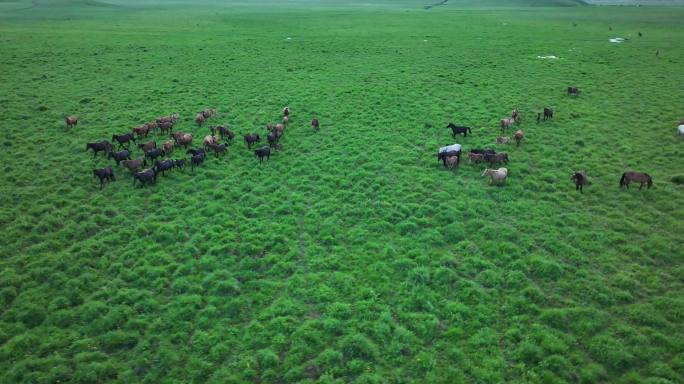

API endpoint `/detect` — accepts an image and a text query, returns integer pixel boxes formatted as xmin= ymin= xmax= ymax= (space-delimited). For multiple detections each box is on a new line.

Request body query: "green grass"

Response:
xmin=1 ymin=1 xmax=683 ymax=383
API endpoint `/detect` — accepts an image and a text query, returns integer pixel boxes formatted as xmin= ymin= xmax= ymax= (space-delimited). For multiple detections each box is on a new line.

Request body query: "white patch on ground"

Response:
xmin=286 ymin=37 xmax=292 ymax=40
xmin=609 ymin=37 xmax=625 ymax=43
xmin=423 ymin=39 xmax=428 ymax=42
xmin=537 ymin=55 xmax=559 ymax=60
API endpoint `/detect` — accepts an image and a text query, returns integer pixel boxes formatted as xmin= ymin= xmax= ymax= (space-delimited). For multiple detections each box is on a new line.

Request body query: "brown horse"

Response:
xmin=195 ymin=113 xmax=205 ymax=127
xmin=500 ymin=117 xmax=514 ymax=133
xmin=133 ymin=125 xmax=151 ymax=138
xmin=156 ymin=113 xmax=178 ymax=125
xmin=203 ymin=135 xmax=218 ymax=148
xmin=176 ymin=134 xmax=193 ymax=148
xmin=620 ymin=172 xmax=652 ymax=190
xmin=514 ymin=130 xmax=524 ymax=147
xmin=484 ymin=152 xmax=509 ymax=166
xmin=158 ymin=121 xmax=173 ymax=134
xmin=445 ymin=155 xmax=458 ymax=169
xmin=201 ymin=108 xmax=217 ymax=118
xmin=468 ymin=152 xmax=484 ymax=164
xmin=137 ymin=140 xmax=156 ymax=153
xmin=122 ymin=158 xmax=147 ymax=173
xmin=93 ymin=167 xmax=114 ymax=189
xmin=162 ymin=140 xmax=174 ymax=154
xmin=282 ymin=116 xmax=289 ymax=126
xmin=312 ymin=118 xmax=320 ymax=131
xmin=571 ymin=171 xmax=588 ymax=193
xmin=66 ymin=116 xmax=78 ymax=128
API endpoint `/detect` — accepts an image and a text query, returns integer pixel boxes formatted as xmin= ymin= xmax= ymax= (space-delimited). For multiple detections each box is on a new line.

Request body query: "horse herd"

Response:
xmin=79 ymin=106 xmax=320 ymax=188
xmin=436 ymin=89 xmax=657 ymax=192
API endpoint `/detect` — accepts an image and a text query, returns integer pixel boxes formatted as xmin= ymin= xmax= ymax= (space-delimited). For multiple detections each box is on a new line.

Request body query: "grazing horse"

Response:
xmin=186 ymin=148 xmax=206 ymax=157
xmin=145 ymin=148 xmax=165 ymax=163
xmin=203 ymin=135 xmax=218 ymax=148
xmin=156 ymin=113 xmax=179 ymax=125
xmin=267 ymin=131 xmax=278 ymax=147
xmin=207 ymin=142 xmax=227 ymax=157
xmin=254 ymin=146 xmax=271 ymax=162
xmin=482 ymin=168 xmax=508 ymax=185
xmin=66 ymin=116 xmax=78 ymax=128
xmin=511 ymin=109 xmax=522 ymax=123
xmin=620 ymin=172 xmax=653 ymax=190
xmin=154 ymin=159 xmax=174 ymax=176
xmin=173 ymin=158 xmax=186 ymax=170
xmin=122 ymin=158 xmax=147 ymax=173
xmin=163 ymin=140 xmax=174 ymax=154
xmin=195 ymin=113 xmax=206 ymax=127
xmin=514 ymin=130 xmax=524 ymax=147
xmin=484 ymin=152 xmax=509 ymax=167
xmin=158 ymin=121 xmax=173 ymax=134
xmin=543 ymin=107 xmax=554 ymax=121
xmin=282 ymin=116 xmax=289 ymax=126
xmin=500 ymin=117 xmax=514 ymax=133
xmin=470 ymin=148 xmax=496 ymax=156
xmin=86 ymin=141 xmax=113 ymax=158
xmin=173 ymin=133 xmax=193 ymax=148
xmin=201 ymin=108 xmax=216 ymax=118
xmin=191 ymin=152 xmax=205 ymax=171
xmin=283 ymin=106 xmax=290 ymax=117
xmin=445 ymin=155 xmax=458 ymax=169
xmin=93 ymin=167 xmax=114 ymax=189
xmin=244 ymin=133 xmax=260 ymax=148
xmin=437 ymin=144 xmax=461 ymax=167
xmin=677 ymin=125 xmax=684 ymax=136
xmin=447 ymin=123 xmax=472 ymax=138
xmin=133 ymin=168 xmax=156 ymax=187
xmin=133 ymin=125 xmax=151 ymax=138
xmin=108 ymin=149 xmax=132 ymax=165
xmin=212 ymin=126 xmax=234 ymax=141
xmin=571 ymin=171 xmax=588 ymax=193
xmin=311 ymin=118 xmax=320 ymax=131
xmin=137 ymin=140 xmax=156 ymax=153
xmin=496 ymin=136 xmax=510 ymax=145
xmin=567 ymin=87 xmax=580 ymax=96
xmin=112 ymin=132 xmax=136 ymax=148
xmin=468 ymin=152 xmax=485 ymax=164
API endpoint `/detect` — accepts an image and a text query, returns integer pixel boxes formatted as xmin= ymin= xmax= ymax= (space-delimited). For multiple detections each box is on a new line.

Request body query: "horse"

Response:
xmin=144 ymin=121 xmax=158 ymax=133
xmin=567 ymin=87 xmax=580 ymax=96
xmin=266 ymin=122 xmax=275 ymax=132
xmin=267 ymin=131 xmax=278 ymax=147
xmin=571 ymin=171 xmax=588 ymax=193
xmin=447 ymin=123 xmax=472 ymax=138
xmin=484 ymin=152 xmax=509 ymax=167
xmin=445 ymin=155 xmax=458 ymax=169
xmin=543 ymin=107 xmax=554 ymax=121
xmin=122 ymin=158 xmax=147 ymax=174
xmin=482 ymin=168 xmax=508 ymax=185
xmin=273 ymin=143 xmax=283 ymax=151
xmin=620 ymin=172 xmax=653 ymax=190
xmin=174 ymin=133 xmax=193 ymax=148
xmin=211 ymin=126 xmax=234 ymax=141
xmin=93 ymin=167 xmax=114 ymax=189
xmin=311 ymin=118 xmax=320 ymax=131
xmin=679 ymin=118 xmax=684 ymax=125
xmin=86 ymin=141 xmax=113 ymax=157
xmin=254 ymin=146 xmax=271 ymax=162
xmin=154 ymin=159 xmax=174 ymax=176
xmin=133 ymin=168 xmax=156 ymax=187
xmin=163 ymin=140 xmax=174 ymax=154
xmin=496 ymin=136 xmax=510 ymax=145
xmin=511 ymin=109 xmax=522 ymax=123
xmin=207 ymin=142 xmax=227 ymax=157
xmin=191 ymin=152 xmax=205 ymax=171
xmin=282 ymin=116 xmax=289 ymax=126
xmin=201 ymin=108 xmax=216 ymax=118
xmin=145 ymin=148 xmax=165 ymax=163
xmin=203 ymin=135 xmax=218 ymax=148
xmin=137 ymin=140 xmax=156 ymax=153
xmin=186 ymin=148 xmax=206 ymax=157
xmin=470 ymin=148 xmax=496 ymax=156
xmin=173 ymin=158 xmax=186 ymax=170
xmin=195 ymin=113 xmax=205 ymax=127
xmin=437 ymin=144 xmax=461 ymax=167
xmin=275 ymin=123 xmax=284 ymax=134
xmin=468 ymin=152 xmax=484 ymax=164
xmin=677 ymin=125 xmax=684 ymax=136
xmin=500 ymin=117 xmax=514 ymax=133
xmin=66 ymin=116 xmax=78 ymax=128
xmin=514 ymin=130 xmax=524 ymax=147
xmin=107 ymin=149 xmax=132 ymax=165
xmin=283 ymin=106 xmax=290 ymax=117
xmin=156 ymin=113 xmax=178 ymax=125
xmin=132 ymin=125 xmax=151 ymax=138
xmin=158 ymin=121 xmax=173 ymax=134
xmin=112 ymin=132 xmax=136 ymax=148
xmin=244 ymin=133 xmax=260 ymax=148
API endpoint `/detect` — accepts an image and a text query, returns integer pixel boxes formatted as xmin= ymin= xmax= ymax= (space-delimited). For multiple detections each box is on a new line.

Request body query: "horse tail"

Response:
xmin=619 ymin=173 xmax=626 ymax=187
xmin=646 ymin=174 xmax=653 ymax=187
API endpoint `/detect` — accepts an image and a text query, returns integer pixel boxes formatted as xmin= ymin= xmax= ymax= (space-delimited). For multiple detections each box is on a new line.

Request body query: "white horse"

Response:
xmin=678 ymin=125 xmax=684 ymax=136
xmin=482 ymin=168 xmax=508 ymax=185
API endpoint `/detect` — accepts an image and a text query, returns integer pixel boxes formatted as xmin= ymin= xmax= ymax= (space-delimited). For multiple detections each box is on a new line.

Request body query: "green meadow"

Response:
xmin=0 ymin=0 xmax=683 ymax=382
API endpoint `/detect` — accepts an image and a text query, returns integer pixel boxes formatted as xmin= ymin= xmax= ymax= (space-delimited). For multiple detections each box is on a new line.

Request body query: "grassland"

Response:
xmin=0 ymin=0 xmax=683 ymax=383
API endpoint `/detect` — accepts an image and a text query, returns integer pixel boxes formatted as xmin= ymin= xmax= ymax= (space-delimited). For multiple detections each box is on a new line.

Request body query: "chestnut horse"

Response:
xmin=514 ymin=130 xmax=524 ymax=147
xmin=66 ymin=116 xmax=78 ymax=128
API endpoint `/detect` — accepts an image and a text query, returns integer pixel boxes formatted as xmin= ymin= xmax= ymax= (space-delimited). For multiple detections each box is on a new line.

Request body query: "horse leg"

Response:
xmin=639 ymin=182 xmax=644 ymax=190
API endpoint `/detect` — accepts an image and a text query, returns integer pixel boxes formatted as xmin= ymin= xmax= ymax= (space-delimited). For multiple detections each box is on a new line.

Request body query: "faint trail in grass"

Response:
xmin=424 ymin=0 xmax=449 ymax=10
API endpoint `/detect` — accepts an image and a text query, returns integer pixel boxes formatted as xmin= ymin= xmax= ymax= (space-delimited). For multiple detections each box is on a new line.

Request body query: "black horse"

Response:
xmin=208 ymin=142 xmax=227 ymax=157
xmin=447 ymin=123 xmax=472 ymax=138
xmin=93 ymin=167 xmax=115 ymax=189
xmin=145 ymin=148 xmax=165 ymax=163
xmin=567 ymin=87 xmax=580 ymax=96
xmin=543 ymin=107 xmax=554 ymax=121
xmin=154 ymin=159 xmax=174 ymax=176
xmin=571 ymin=171 xmax=588 ymax=193
xmin=267 ymin=131 xmax=278 ymax=147
xmin=186 ymin=148 xmax=206 ymax=157
xmin=254 ymin=146 xmax=271 ymax=162
xmin=108 ymin=149 xmax=132 ymax=165
xmin=191 ymin=152 xmax=205 ymax=171
xmin=133 ymin=168 xmax=156 ymax=187
xmin=86 ymin=141 xmax=113 ymax=158
xmin=244 ymin=133 xmax=260 ymax=149
xmin=173 ymin=158 xmax=186 ymax=170
xmin=112 ymin=132 xmax=136 ymax=148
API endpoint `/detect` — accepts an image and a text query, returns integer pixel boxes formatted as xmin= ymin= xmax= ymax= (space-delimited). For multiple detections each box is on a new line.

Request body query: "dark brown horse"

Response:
xmin=244 ymin=133 xmax=260 ymax=148
xmin=93 ymin=167 xmax=114 ymax=189
xmin=211 ymin=126 xmax=235 ymax=141
xmin=543 ymin=107 xmax=554 ymax=121
xmin=133 ymin=168 xmax=156 ymax=187
xmin=484 ymin=152 xmax=509 ymax=167
xmin=137 ymin=140 xmax=156 ymax=153
xmin=207 ymin=142 xmax=227 ymax=157
xmin=254 ymin=146 xmax=271 ymax=162
xmin=311 ymin=118 xmax=320 ymax=131
xmin=201 ymin=108 xmax=217 ymax=118
xmin=122 ymin=158 xmax=147 ymax=173
xmin=112 ymin=132 xmax=136 ymax=148
xmin=567 ymin=87 xmax=580 ymax=96
xmin=133 ymin=125 xmax=152 ymax=138
xmin=571 ymin=171 xmax=588 ymax=193
xmin=158 ymin=121 xmax=173 ymax=134
xmin=86 ymin=141 xmax=113 ymax=158
xmin=620 ymin=172 xmax=652 ymax=190
xmin=514 ymin=130 xmax=524 ymax=147
xmin=195 ymin=113 xmax=206 ymax=127
xmin=66 ymin=116 xmax=78 ymax=128
xmin=108 ymin=149 xmax=132 ymax=165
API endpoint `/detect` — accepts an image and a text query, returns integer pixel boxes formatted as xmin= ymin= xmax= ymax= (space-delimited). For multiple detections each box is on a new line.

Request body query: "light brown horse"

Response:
xmin=163 ymin=140 xmax=174 ymax=154
xmin=65 ymin=116 xmax=78 ymax=128
xmin=514 ymin=130 xmax=524 ymax=147
xmin=445 ymin=155 xmax=458 ymax=169
xmin=195 ymin=113 xmax=205 ymax=127
xmin=122 ymin=158 xmax=147 ymax=173
xmin=133 ymin=125 xmax=152 ymax=138
xmin=482 ymin=168 xmax=508 ymax=185
xmin=620 ymin=172 xmax=652 ymax=190
xmin=203 ymin=135 xmax=217 ymax=148
xmin=275 ymin=123 xmax=284 ymax=134
xmin=282 ymin=116 xmax=289 ymax=126
xmin=176 ymin=134 xmax=193 ymax=148
xmin=500 ymin=117 xmax=514 ymax=133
